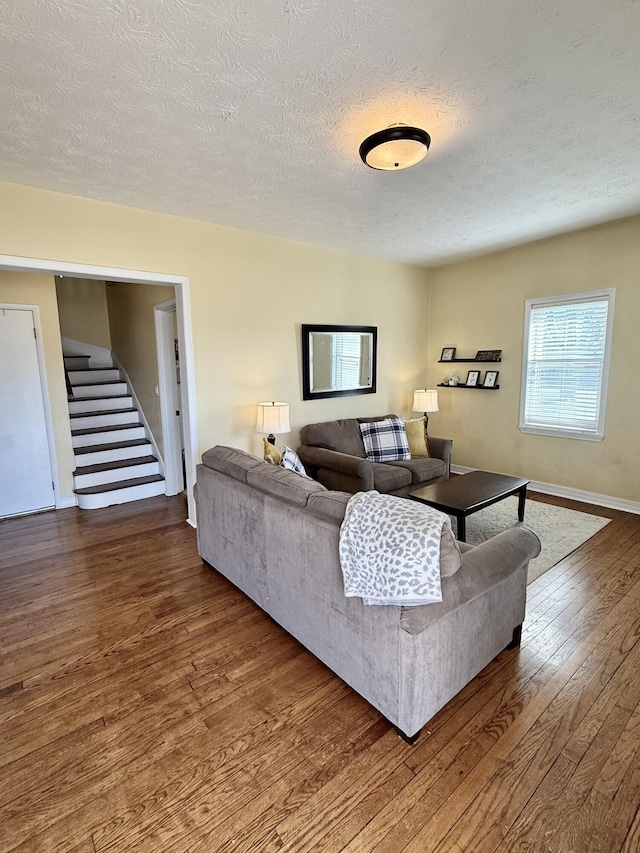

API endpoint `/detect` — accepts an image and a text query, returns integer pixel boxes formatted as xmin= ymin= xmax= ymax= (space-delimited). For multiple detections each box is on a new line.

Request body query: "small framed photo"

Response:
xmin=466 ymin=370 xmax=480 ymax=387
xmin=475 ymin=349 xmax=502 ymax=362
xmin=440 ymin=347 xmax=456 ymax=361
xmin=483 ymin=370 xmax=499 ymax=388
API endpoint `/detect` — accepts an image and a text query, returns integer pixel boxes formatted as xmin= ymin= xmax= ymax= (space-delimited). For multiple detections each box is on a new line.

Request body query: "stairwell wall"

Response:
xmin=105 ymin=281 xmax=175 ymax=459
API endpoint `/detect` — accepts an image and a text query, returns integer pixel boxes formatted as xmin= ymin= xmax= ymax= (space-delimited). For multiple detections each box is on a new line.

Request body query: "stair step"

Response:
xmin=69 ymin=409 xmax=139 ymax=430
xmin=71 ymin=422 xmax=143 ymax=436
xmin=74 ymin=439 xmax=153 ymax=466
xmin=73 ymin=456 xmax=160 ymax=488
xmin=64 ymin=355 xmax=91 ymax=370
xmin=74 ymin=475 xmax=166 ymax=509
xmin=69 ymin=382 xmax=128 ymax=398
xmin=74 ymin=455 xmax=158 ymax=475
xmin=68 ymin=396 xmax=133 ymax=414
xmin=72 ymin=424 xmax=146 ymax=448
xmin=74 ymin=473 xmax=165 ymax=494
xmin=68 ymin=368 xmax=121 ymax=385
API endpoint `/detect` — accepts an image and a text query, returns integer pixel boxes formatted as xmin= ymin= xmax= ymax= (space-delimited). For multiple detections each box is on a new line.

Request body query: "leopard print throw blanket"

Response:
xmin=339 ymin=491 xmax=450 ymax=606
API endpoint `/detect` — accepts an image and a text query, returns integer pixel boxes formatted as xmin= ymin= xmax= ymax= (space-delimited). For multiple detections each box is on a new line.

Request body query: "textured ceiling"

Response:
xmin=1 ymin=0 xmax=639 ymax=266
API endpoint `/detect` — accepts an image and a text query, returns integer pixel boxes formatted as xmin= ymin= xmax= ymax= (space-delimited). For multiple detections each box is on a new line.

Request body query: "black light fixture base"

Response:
xmin=359 ymin=125 xmax=431 ymax=170
xmin=267 ymin=433 xmax=276 ymax=445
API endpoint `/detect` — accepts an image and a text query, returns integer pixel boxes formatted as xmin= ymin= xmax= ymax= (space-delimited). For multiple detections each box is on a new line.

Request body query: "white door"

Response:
xmin=0 ymin=308 xmax=55 ymax=517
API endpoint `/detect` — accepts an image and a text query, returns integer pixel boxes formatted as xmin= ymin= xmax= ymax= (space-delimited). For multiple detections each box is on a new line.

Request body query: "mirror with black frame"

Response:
xmin=301 ymin=324 xmax=377 ymax=400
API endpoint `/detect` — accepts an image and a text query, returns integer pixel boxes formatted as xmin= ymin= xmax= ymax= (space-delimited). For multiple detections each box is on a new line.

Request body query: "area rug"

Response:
xmin=453 ymin=497 xmax=611 ymax=583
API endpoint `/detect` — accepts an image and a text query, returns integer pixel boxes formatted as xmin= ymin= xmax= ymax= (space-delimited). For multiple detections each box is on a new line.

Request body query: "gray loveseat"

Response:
xmin=297 ymin=414 xmax=452 ymax=496
xmin=196 ymin=445 xmax=540 ymax=741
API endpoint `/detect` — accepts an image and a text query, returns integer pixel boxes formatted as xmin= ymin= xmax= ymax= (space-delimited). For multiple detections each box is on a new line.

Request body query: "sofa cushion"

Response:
xmin=404 ymin=417 xmax=431 ymax=458
xmin=246 ymin=464 xmax=327 ymax=506
xmin=201 ymin=445 xmax=263 ymax=482
xmin=306 ymin=490 xmax=351 ymax=522
xmin=391 ymin=457 xmax=447 ymax=485
xmin=371 ymin=462 xmax=413 ymax=492
xmin=360 ymin=418 xmax=411 ymax=463
xmin=300 ymin=418 xmax=366 ymax=457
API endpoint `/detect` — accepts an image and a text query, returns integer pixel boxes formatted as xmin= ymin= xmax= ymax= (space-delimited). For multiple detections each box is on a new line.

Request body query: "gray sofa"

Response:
xmin=196 ymin=445 xmax=541 ymax=741
xmin=297 ymin=413 xmax=452 ymax=496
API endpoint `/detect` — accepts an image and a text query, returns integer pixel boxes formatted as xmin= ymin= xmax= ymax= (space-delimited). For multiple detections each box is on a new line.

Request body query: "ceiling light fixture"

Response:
xmin=359 ymin=124 xmax=431 ymax=171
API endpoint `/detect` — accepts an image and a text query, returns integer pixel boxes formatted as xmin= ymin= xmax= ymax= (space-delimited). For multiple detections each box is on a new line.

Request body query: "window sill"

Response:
xmin=518 ymin=425 xmax=604 ymax=442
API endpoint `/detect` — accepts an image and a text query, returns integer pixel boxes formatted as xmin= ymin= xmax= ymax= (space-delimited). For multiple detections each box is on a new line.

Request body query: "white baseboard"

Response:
xmin=56 ymin=495 xmax=78 ymax=509
xmin=451 ymin=464 xmax=640 ymax=515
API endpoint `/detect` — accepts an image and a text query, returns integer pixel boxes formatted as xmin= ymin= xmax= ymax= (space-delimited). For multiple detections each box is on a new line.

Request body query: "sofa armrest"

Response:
xmin=400 ymin=527 xmax=541 ymax=635
xmin=297 ymin=446 xmax=374 ymax=490
xmin=427 ymin=436 xmax=452 ymax=473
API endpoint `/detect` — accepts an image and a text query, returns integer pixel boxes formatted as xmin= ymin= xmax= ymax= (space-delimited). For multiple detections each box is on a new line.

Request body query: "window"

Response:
xmin=519 ymin=289 xmax=615 ymax=441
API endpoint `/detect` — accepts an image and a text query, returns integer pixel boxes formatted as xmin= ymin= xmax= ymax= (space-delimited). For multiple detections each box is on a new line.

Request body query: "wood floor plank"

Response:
xmin=1 ymin=495 xmax=639 ymax=852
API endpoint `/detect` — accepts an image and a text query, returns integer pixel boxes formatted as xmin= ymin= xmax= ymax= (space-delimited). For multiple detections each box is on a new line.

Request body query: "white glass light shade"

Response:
xmin=412 ymin=389 xmax=439 ymax=413
xmin=365 ymin=138 xmax=427 ymax=170
xmin=256 ymin=401 xmax=291 ymax=435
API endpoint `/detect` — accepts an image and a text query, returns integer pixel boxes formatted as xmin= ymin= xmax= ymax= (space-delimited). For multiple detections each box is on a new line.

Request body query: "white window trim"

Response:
xmin=519 ymin=288 xmax=616 ymax=442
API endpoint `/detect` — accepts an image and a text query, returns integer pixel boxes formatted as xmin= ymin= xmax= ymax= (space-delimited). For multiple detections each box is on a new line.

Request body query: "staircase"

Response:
xmin=65 ymin=355 xmax=166 ymax=509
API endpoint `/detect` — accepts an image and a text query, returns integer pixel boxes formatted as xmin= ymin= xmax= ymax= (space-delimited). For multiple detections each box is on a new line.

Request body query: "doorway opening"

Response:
xmin=0 ymin=255 xmax=198 ymax=527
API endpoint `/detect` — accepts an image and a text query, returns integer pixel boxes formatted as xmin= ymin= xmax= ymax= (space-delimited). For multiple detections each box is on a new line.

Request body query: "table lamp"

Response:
xmin=412 ymin=389 xmax=439 ymax=429
xmin=256 ymin=401 xmax=291 ymax=446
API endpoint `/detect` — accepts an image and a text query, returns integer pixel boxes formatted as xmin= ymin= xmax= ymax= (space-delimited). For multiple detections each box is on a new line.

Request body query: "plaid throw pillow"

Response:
xmin=359 ymin=418 xmax=411 ymax=463
xmin=280 ymin=445 xmax=308 ymax=476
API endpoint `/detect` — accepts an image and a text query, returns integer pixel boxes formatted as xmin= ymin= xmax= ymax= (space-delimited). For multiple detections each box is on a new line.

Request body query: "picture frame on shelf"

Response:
xmin=441 ymin=347 xmax=456 ymax=361
xmin=475 ymin=349 xmax=502 ymax=361
xmin=466 ymin=370 xmax=480 ymax=387
xmin=483 ymin=370 xmax=499 ymax=388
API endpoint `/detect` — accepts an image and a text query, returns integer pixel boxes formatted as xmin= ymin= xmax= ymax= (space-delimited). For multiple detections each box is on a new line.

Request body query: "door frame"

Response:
xmin=0 ymin=255 xmax=199 ymax=527
xmin=0 ymin=303 xmax=58 ymax=514
xmin=154 ymin=298 xmax=184 ymax=495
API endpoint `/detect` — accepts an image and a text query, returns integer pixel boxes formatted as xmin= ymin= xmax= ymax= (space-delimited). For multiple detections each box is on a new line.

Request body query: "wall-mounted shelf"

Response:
xmin=438 ymin=358 xmax=502 ymax=364
xmin=437 ymin=383 xmax=500 ymax=390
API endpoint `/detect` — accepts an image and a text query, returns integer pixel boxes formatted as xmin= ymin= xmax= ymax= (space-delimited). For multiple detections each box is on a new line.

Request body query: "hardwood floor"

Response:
xmin=1 ymin=493 xmax=639 ymax=852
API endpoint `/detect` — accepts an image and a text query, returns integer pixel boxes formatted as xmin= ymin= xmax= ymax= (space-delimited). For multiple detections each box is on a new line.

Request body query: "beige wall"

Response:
xmin=106 ymin=282 xmax=175 ymax=457
xmin=56 ymin=277 xmax=111 ymax=349
xmin=0 ymin=181 xmax=430 ymax=485
xmin=427 ymin=215 xmax=640 ymax=503
xmin=0 ymin=272 xmax=75 ymax=498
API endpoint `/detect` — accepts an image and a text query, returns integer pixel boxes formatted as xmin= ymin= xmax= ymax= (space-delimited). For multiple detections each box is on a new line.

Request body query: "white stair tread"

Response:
xmin=74 ymin=474 xmax=164 ymax=496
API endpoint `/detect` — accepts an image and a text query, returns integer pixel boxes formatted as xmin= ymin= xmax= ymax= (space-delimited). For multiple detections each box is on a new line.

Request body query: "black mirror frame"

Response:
xmin=301 ymin=324 xmax=377 ymax=401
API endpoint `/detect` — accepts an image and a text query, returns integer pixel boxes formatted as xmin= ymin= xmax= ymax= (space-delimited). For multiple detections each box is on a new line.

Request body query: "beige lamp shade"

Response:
xmin=256 ymin=401 xmax=291 ymax=435
xmin=413 ymin=389 xmax=439 ymax=414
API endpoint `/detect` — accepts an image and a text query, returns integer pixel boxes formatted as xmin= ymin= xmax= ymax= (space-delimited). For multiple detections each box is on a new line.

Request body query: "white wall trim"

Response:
xmin=110 ymin=354 xmax=165 ymax=477
xmin=56 ymin=496 xmax=78 ymax=509
xmin=1 ymin=302 xmax=72 ymax=511
xmin=0 ymin=254 xmax=198 ymax=525
xmin=154 ymin=299 xmax=184 ymax=496
xmin=61 ymin=336 xmax=113 ymax=368
xmin=451 ymin=464 xmax=640 ymax=516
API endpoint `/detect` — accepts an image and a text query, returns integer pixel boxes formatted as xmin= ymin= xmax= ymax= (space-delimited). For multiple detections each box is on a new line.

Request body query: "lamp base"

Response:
xmin=267 ymin=433 xmax=276 ymax=445
xmin=423 ymin=413 xmax=429 ymax=430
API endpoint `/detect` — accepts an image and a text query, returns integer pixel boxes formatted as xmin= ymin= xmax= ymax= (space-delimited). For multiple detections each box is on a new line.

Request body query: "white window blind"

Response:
xmin=332 ymin=333 xmax=362 ymax=390
xmin=520 ymin=289 xmax=615 ymax=441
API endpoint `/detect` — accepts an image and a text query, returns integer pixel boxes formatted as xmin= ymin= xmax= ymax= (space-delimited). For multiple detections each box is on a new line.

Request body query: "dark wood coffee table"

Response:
xmin=409 ymin=471 xmax=529 ymax=542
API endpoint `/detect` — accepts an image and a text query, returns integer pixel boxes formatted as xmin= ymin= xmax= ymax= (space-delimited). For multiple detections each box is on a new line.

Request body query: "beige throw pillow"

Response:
xmin=404 ymin=417 xmax=431 ymax=458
